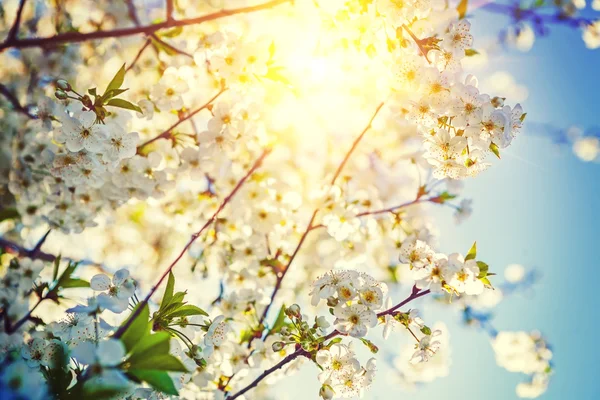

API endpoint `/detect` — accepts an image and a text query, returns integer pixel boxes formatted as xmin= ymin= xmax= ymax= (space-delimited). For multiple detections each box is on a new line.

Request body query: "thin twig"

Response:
xmin=0 ymin=0 xmax=292 ymax=52
xmin=230 ymin=287 xmax=430 ymax=399
xmin=126 ymin=38 xmax=152 ymax=72
xmin=226 ymin=349 xmax=309 ymax=400
xmin=0 ymin=83 xmax=36 ymax=119
xmin=166 ymin=0 xmax=175 ymax=22
xmin=30 ymin=229 xmax=52 ymax=255
xmin=258 ymin=102 xmax=385 ymax=326
xmin=330 ymin=102 xmax=385 ymax=185
xmin=5 ymin=0 xmax=27 ymax=43
xmin=480 ymin=2 xmax=593 ymax=27
xmin=113 ymin=148 xmax=271 ymax=339
xmin=136 ymin=87 xmax=226 ymax=152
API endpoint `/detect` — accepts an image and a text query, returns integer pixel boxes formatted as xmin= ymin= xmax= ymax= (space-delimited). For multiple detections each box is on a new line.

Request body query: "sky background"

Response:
xmin=278 ymin=5 xmax=600 ymax=400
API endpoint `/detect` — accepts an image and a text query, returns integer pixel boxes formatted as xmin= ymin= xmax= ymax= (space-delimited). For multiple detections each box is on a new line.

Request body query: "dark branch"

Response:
xmin=113 ymin=148 xmax=271 ymax=339
xmin=226 ymin=349 xmax=309 ymax=399
xmin=136 ymin=87 xmax=226 ymax=152
xmin=0 ymin=0 xmax=292 ymax=52
xmin=0 ymin=83 xmax=36 ymax=119
xmin=5 ymin=0 xmax=27 ymax=43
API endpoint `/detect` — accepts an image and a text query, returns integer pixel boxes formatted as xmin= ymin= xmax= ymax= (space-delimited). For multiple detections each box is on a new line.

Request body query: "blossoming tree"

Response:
xmin=4 ymin=0 xmax=593 ymax=398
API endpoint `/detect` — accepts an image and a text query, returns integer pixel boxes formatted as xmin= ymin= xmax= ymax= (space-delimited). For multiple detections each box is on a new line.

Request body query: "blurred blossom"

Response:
xmin=573 ymin=136 xmax=600 ymax=161
xmin=504 ymin=264 xmax=526 ymax=283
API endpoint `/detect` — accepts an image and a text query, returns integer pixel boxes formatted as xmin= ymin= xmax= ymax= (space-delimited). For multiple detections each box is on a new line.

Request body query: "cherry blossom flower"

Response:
xmin=90 ymin=269 xmax=136 ymax=313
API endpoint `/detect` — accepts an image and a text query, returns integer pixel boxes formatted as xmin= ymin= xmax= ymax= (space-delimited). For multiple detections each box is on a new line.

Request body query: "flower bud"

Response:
xmin=286 ymin=304 xmax=301 ymax=318
xmin=326 ymin=297 xmax=339 ymax=307
xmin=54 ymin=90 xmax=68 ymax=100
xmin=56 ymin=79 xmax=71 ymax=91
xmin=491 ymin=96 xmax=505 ymax=108
xmin=271 ymin=341 xmax=285 ymax=352
xmin=316 ymin=316 xmax=330 ymax=329
xmin=9 ymin=258 xmax=20 ymax=270
xmin=319 ymin=385 xmax=335 ymax=400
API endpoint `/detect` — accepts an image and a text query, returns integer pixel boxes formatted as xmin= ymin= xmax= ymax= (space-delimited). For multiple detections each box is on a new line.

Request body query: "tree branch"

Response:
xmin=5 ymin=0 xmax=27 ymax=43
xmin=113 ymin=148 xmax=271 ymax=339
xmin=0 ymin=0 xmax=292 ymax=52
xmin=0 ymin=83 xmax=35 ymax=119
xmin=258 ymin=102 xmax=385 ymax=326
xmin=480 ymin=2 xmax=593 ymax=27
xmin=226 ymin=348 xmax=309 ymax=400
xmin=136 ymin=87 xmax=226 ymax=152
xmin=230 ymin=287 xmax=430 ymax=399
xmin=125 ymin=38 xmax=152 ymax=72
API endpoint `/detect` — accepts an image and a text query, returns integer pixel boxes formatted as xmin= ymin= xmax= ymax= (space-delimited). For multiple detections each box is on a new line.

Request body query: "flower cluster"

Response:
xmin=400 ymin=239 xmax=488 ymax=296
xmin=493 ymin=331 xmax=553 ymax=398
xmin=317 ymin=343 xmax=376 ymax=399
xmin=310 ymin=270 xmax=388 ymax=337
xmin=8 ymin=91 xmax=171 ymax=233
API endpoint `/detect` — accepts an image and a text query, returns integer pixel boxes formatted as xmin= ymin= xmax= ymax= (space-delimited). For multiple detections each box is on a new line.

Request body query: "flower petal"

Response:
xmin=90 ymin=274 xmax=111 ymax=291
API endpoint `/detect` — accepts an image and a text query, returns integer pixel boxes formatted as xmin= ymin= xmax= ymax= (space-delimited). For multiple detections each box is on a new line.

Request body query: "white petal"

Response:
xmin=79 ymin=110 xmax=97 ymax=127
xmin=90 ymin=274 xmax=111 ymax=291
xmin=97 ymin=339 xmax=126 ymax=366
xmin=112 ymin=269 xmax=130 ymax=286
xmin=71 ymin=341 xmax=96 ymax=365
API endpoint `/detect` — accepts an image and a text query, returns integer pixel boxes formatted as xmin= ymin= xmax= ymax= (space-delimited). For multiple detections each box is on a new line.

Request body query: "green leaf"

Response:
xmin=160 ymin=26 xmax=183 ymax=38
xmin=106 ymin=98 xmax=142 ymax=113
xmin=489 ymin=142 xmax=501 ymax=159
xmin=60 ymin=278 xmax=90 ymax=288
xmin=464 ymin=48 xmax=479 ymax=56
xmin=167 ymin=304 xmax=208 ymax=318
xmin=120 ymin=304 xmax=150 ymax=353
xmin=128 ymin=369 xmax=179 ymax=396
xmin=128 ymin=331 xmax=171 ymax=364
xmin=49 ymin=261 xmax=82 ymax=296
xmin=151 ymin=37 xmax=179 ymax=56
xmin=52 ymin=255 xmax=62 ymax=281
xmin=457 ymin=0 xmax=468 ymax=19
xmin=128 ymin=354 xmax=188 ymax=372
xmin=269 ymin=304 xmax=287 ymax=335
xmin=520 ymin=112 xmax=527 ymax=123
xmin=420 ymin=325 xmax=432 ymax=335
xmin=160 ymin=272 xmax=176 ymax=310
xmin=104 ymin=64 xmax=126 ymax=96
xmin=359 ymin=338 xmax=379 ymax=353
xmin=480 ymin=277 xmax=492 ymax=287
xmin=476 ymin=261 xmax=489 ymax=278
xmin=264 ymin=66 xmax=291 ymax=86
xmin=465 ymin=242 xmax=477 ymax=261
xmin=0 ymin=207 xmax=19 ymax=222
xmin=88 ymin=88 xmax=97 ymax=97
xmin=102 ymin=88 xmax=129 ymax=102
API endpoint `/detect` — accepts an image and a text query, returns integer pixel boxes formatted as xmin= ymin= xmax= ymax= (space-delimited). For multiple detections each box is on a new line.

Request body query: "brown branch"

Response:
xmin=136 ymin=87 xmax=226 ymax=152
xmin=0 ymin=237 xmax=56 ymax=262
xmin=258 ymin=102 xmax=385 ymax=326
xmin=113 ymin=148 xmax=271 ymax=339
xmin=226 ymin=349 xmax=309 ymax=400
xmin=231 ymin=287 xmax=430 ymax=399
xmin=480 ymin=3 xmax=593 ymax=27
xmin=0 ymin=0 xmax=292 ymax=52
xmin=0 ymin=83 xmax=35 ymax=119
xmin=5 ymin=0 xmax=27 ymax=43
xmin=330 ymin=102 xmax=385 ymax=185
xmin=166 ymin=0 xmax=175 ymax=22
xmin=126 ymin=38 xmax=152 ymax=72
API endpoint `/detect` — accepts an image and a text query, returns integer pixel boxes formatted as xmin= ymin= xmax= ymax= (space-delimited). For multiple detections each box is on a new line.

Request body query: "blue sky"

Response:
xmin=279 ymin=6 xmax=600 ymax=400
